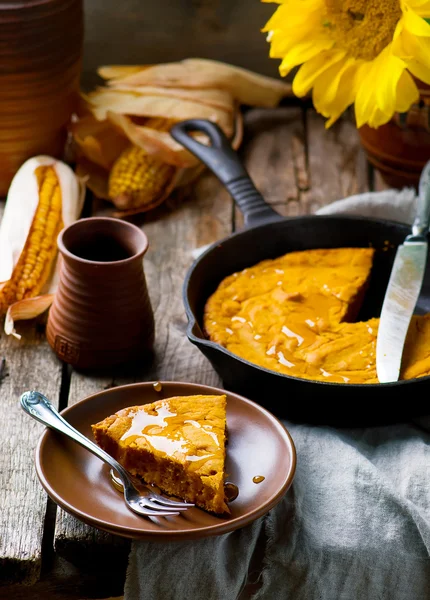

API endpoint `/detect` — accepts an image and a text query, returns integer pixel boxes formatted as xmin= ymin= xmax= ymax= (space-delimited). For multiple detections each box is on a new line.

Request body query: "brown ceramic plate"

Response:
xmin=35 ymin=381 xmax=296 ymax=541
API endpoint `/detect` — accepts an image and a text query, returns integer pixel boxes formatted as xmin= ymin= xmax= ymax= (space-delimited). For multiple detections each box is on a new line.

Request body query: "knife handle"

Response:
xmin=412 ymin=161 xmax=430 ymax=238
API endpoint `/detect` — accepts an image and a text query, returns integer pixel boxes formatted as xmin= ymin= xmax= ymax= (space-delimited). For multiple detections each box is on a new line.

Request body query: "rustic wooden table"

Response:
xmin=0 ymin=106 xmax=388 ymax=599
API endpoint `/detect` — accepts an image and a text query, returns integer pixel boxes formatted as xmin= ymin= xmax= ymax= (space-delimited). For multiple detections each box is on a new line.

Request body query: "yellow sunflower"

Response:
xmin=262 ymin=0 xmax=430 ymax=128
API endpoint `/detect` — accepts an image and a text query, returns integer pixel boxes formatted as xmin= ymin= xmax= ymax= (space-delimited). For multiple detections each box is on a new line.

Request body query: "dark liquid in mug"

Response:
xmin=70 ymin=235 xmax=132 ymax=262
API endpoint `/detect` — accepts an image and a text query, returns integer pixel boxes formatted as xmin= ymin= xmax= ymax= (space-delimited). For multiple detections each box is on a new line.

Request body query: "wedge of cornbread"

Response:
xmin=92 ymin=394 xmax=229 ymax=515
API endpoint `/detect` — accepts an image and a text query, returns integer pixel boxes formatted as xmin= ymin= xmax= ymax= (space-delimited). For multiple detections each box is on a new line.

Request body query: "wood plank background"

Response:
xmin=0 ymin=106 xmax=389 ymax=598
xmin=82 ymin=0 xmax=278 ymax=90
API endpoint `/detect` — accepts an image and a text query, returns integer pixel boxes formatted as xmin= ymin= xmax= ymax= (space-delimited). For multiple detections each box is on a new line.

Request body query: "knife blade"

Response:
xmin=376 ymin=161 xmax=430 ymax=383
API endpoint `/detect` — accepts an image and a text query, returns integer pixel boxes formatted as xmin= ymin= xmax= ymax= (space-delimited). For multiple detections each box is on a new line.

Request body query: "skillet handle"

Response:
xmin=170 ymin=119 xmax=280 ymax=228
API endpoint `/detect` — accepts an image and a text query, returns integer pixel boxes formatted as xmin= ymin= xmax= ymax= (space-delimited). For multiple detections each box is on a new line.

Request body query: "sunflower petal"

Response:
xmin=268 ymin=11 xmax=328 ymax=59
xmin=355 ymin=63 xmax=379 ymax=128
xmin=279 ymin=38 xmax=335 ymax=76
xmin=395 ymin=69 xmax=420 ymax=112
xmin=374 ymin=48 xmax=407 ymax=117
xmin=393 ymin=28 xmax=430 ymax=83
xmin=292 ymin=51 xmax=346 ymax=97
xmin=312 ymin=58 xmax=355 ymax=108
xmin=407 ymin=59 xmax=430 ymax=83
xmin=403 ymin=5 xmax=430 ymax=36
xmin=392 ymin=23 xmax=416 ymax=57
xmin=267 ymin=9 xmax=324 ymax=57
xmin=354 ymin=44 xmax=408 ymax=126
xmin=409 ymin=0 xmax=430 ymax=6
xmin=262 ymin=3 xmax=290 ymax=31
xmin=262 ymin=0 xmax=322 ymax=30
xmin=407 ymin=0 xmax=430 ymax=17
xmin=355 ymin=44 xmax=418 ymax=129
xmin=264 ymin=2 xmax=322 ymax=34
xmin=314 ymin=61 xmax=363 ymax=127
xmin=407 ymin=31 xmax=430 ymax=65
xmin=367 ymin=105 xmax=392 ymax=128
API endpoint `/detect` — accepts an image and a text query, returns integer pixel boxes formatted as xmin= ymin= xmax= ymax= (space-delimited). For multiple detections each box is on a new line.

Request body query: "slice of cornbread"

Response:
xmin=92 ymin=394 xmax=229 ymax=515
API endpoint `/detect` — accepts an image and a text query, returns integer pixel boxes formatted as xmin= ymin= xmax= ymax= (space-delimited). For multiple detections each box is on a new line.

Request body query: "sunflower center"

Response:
xmin=324 ymin=0 xmax=402 ymax=61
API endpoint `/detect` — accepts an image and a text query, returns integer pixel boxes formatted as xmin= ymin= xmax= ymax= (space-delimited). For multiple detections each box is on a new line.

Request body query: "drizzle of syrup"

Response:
xmin=224 ymin=482 xmax=239 ymax=502
xmin=120 ymin=401 xmax=176 ymax=441
xmin=120 ymin=400 xmax=217 ymax=463
xmin=141 ymin=433 xmax=189 ymax=455
xmin=253 ymin=475 xmax=265 ymax=484
xmin=153 ymin=381 xmax=162 ymax=392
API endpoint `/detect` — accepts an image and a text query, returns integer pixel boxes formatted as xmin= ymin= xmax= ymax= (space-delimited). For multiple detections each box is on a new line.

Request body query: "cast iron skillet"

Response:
xmin=170 ymin=119 xmax=430 ymax=426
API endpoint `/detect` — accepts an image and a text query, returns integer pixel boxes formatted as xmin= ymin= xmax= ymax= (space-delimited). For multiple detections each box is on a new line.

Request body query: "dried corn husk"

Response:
xmin=97 ymin=65 xmax=148 ymax=80
xmin=71 ymin=58 xmax=292 ymax=215
xmin=75 ymin=157 xmax=110 ymax=201
xmin=106 ymin=112 xmax=211 ymax=167
xmin=71 ymin=114 xmax=130 ymax=170
xmin=88 ymin=89 xmax=234 ymax=126
xmin=104 ymin=86 xmax=235 ymax=112
xmin=0 ymin=156 xmax=85 ymax=337
xmin=100 ymin=58 xmax=292 ymax=106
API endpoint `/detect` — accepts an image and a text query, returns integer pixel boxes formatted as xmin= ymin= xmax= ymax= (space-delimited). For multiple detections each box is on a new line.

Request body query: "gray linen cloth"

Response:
xmin=125 ymin=188 xmax=430 ymax=600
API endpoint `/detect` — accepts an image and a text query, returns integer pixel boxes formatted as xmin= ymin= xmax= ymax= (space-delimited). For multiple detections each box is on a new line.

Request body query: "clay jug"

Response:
xmin=46 ymin=217 xmax=155 ymax=370
xmin=358 ymin=82 xmax=430 ymax=189
xmin=0 ymin=0 xmax=83 ymax=196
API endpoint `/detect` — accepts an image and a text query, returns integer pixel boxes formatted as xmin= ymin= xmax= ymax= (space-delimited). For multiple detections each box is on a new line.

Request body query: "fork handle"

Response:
xmin=20 ymin=390 xmax=131 ymax=484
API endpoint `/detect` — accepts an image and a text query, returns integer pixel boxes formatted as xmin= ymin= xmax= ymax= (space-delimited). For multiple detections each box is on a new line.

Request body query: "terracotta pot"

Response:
xmin=358 ymin=84 xmax=430 ymax=189
xmin=46 ymin=218 xmax=155 ymax=370
xmin=0 ymin=0 xmax=83 ymax=197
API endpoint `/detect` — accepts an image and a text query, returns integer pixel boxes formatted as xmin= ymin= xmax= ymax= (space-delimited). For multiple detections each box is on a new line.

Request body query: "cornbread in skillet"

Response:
xmin=92 ymin=394 xmax=229 ymax=515
xmin=205 ymin=248 xmax=377 ymax=384
xmin=205 ymin=247 xmax=430 ymax=383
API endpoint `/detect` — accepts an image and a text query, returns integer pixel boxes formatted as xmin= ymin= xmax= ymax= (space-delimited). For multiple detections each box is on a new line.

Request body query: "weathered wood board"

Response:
xmin=0 ymin=320 xmax=63 ymax=586
xmin=237 ymin=106 xmax=307 ymax=222
xmin=235 ymin=107 xmax=370 ymax=227
xmin=0 ymin=203 xmax=63 ymax=587
xmin=305 ymin=109 xmax=370 ymax=212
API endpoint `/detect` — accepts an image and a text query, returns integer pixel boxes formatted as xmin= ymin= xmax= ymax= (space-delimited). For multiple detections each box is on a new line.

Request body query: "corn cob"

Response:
xmin=0 ymin=166 xmax=63 ymax=314
xmin=108 ymin=118 xmax=176 ymax=211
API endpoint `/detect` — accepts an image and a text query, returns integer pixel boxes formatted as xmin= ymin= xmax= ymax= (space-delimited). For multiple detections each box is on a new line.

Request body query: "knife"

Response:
xmin=376 ymin=161 xmax=430 ymax=383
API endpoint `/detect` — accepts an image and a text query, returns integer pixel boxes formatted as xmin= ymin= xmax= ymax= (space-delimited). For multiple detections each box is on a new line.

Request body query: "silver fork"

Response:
xmin=20 ymin=390 xmax=194 ymax=518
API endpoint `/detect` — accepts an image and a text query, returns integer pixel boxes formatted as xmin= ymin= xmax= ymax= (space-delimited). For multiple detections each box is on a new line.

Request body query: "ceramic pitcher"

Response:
xmin=47 ymin=217 xmax=155 ymax=370
xmin=0 ymin=0 xmax=83 ymax=196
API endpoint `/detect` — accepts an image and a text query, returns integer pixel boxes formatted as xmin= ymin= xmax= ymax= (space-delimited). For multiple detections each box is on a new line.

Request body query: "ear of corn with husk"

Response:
xmin=108 ymin=142 xmax=176 ymax=212
xmin=71 ymin=58 xmax=292 ymax=216
xmin=0 ymin=156 xmax=85 ymax=337
xmin=106 ymin=117 xmax=181 ymax=213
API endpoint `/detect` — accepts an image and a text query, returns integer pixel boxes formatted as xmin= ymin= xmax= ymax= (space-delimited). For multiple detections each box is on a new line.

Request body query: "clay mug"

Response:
xmin=46 ymin=217 xmax=155 ymax=370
